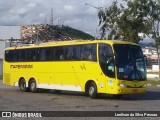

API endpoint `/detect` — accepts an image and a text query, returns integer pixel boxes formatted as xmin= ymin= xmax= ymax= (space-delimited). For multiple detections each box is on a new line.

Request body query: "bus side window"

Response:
xmin=39 ymin=48 xmax=52 ymax=61
xmin=54 ymin=47 xmax=64 ymax=60
xmin=28 ymin=49 xmax=38 ymax=61
xmin=66 ymin=46 xmax=73 ymax=60
xmin=81 ymin=44 xmax=96 ymax=61
xmin=18 ymin=50 xmax=28 ymax=61
xmin=63 ymin=46 xmax=69 ymax=60
xmin=39 ymin=48 xmax=46 ymax=61
xmin=72 ymin=45 xmax=81 ymax=60
xmin=5 ymin=50 xmax=18 ymax=62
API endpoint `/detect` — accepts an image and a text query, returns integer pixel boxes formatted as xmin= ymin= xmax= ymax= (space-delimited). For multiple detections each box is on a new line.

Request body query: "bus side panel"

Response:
xmin=53 ymin=61 xmax=82 ymax=91
xmin=3 ymin=61 xmax=12 ymax=86
xmin=3 ymin=61 xmax=39 ymax=87
xmin=38 ymin=62 xmax=54 ymax=85
xmin=82 ymin=61 xmax=106 ymax=93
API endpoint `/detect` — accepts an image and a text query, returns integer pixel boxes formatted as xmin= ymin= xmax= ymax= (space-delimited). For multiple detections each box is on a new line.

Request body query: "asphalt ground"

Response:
xmin=0 ymin=80 xmax=160 ymax=120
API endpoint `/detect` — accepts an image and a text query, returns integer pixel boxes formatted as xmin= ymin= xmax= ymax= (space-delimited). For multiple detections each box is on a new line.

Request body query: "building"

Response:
xmin=0 ymin=26 xmax=21 ymax=76
xmin=142 ymin=46 xmax=160 ymax=71
xmin=21 ymin=24 xmax=78 ymax=43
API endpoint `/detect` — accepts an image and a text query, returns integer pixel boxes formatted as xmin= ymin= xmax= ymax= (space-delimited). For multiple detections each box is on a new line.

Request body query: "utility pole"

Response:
xmin=44 ymin=14 xmax=48 ymax=25
xmin=50 ymin=8 xmax=54 ymax=26
xmin=84 ymin=3 xmax=103 ymax=39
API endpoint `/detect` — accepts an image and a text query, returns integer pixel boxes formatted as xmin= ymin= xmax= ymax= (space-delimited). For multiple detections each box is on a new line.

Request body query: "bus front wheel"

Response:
xmin=19 ymin=79 xmax=27 ymax=92
xmin=88 ymin=82 xmax=97 ymax=99
xmin=29 ymin=79 xmax=38 ymax=93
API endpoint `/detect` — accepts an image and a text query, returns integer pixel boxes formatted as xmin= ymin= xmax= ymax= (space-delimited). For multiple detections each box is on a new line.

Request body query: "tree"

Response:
xmin=147 ymin=0 xmax=160 ymax=78
xmin=98 ymin=0 xmax=160 ymax=43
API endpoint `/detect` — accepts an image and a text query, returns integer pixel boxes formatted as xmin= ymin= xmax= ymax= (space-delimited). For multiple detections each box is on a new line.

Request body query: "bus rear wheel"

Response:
xmin=88 ymin=82 xmax=97 ymax=99
xmin=29 ymin=79 xmax=38 ymax=93
xmin=19 ymin=79 xmax=27 ymax=92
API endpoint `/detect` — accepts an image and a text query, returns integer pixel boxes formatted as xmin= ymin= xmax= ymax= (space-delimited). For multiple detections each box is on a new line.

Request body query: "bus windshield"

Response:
xmin=113 ymin=44 xmax=146 ymax=81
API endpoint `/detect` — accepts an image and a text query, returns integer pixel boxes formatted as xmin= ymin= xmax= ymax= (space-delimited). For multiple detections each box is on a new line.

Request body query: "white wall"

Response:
xmin=0 ymin=40 xmax=11 ymax=76
xmin=0 ymin=59 xmax=2 ymax=76
xmin=0 ymin=26 xmax=21 ymax=39
xmin=152 ymin=65 xmax=159 ymax=72
xmin=0 ymin=26 xmax=21 ymax=77
xmin=0 ymin=40 xmax=10 ymax=59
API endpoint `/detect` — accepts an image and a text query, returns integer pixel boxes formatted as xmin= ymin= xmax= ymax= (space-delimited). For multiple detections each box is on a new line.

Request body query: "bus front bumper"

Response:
xmin=112 ymin=87 xmax=147 ymax=95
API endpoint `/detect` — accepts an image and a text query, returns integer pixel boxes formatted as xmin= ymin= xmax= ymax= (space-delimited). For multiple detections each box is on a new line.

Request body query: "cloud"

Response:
xmin=0 ymin=0 xmax=114 ymax=36
xmin=27 ymin=2 xmax=37 ymax=8
xmin=64 ymin=5 xmax=74 ymax=11
xmin=17 ymin=8 xmax=28 ymax=15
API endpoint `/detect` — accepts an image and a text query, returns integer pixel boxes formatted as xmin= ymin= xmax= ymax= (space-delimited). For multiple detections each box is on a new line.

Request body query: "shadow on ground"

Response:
xmin=32 ymin=87 xmax=160 ymax=101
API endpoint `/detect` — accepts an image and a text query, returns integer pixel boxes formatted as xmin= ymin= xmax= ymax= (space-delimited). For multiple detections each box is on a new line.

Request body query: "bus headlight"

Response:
xmin=143 ymin=85 xmax=147 ymax=87
xmin=118 ymin=83 xmax=127 ymax=88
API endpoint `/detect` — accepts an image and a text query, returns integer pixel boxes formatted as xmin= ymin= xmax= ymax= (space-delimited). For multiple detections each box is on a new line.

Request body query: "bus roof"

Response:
xmin=5 ymin=40 xmax=138 ymax=50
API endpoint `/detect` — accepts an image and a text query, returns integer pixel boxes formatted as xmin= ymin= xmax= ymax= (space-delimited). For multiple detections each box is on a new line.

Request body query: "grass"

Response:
xmin=147 ymin=80 xmax=160 ymax=86
xmin=147 ymin=72 xmax=159 ymax=74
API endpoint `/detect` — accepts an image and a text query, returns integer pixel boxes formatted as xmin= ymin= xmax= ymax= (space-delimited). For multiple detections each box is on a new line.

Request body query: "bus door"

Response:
xmin=98 ymin=43 xmax=115 ymax=93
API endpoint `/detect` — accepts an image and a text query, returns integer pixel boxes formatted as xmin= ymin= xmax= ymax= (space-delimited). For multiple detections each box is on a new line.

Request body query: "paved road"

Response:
xmin=0 ymin=80 xmax=160 ymax=120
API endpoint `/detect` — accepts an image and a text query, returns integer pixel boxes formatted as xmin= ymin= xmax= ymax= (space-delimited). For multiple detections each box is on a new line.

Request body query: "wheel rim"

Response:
xmin=89 ymin=86 xmax=95 ymax=96
xmin=31 ymin=82 xmax=36 ymax=91
xmin=20 ymin=81 xmax=26 ymax=91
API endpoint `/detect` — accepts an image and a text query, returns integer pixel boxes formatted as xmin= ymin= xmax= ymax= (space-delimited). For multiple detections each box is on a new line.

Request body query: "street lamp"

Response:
xmin=84 ymin=2 xmax=103 ymax=39
xmin=84 ymin=2 xmax=100 ymax=9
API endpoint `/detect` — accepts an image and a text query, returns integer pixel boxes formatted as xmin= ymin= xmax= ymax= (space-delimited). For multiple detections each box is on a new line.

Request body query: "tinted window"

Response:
xmin=72 ymin=45 xmax=82 ymax=60
xmin=64 ymin=44 xmax=97 ymax=61
xmin=5 ymin=50 xmax=18 ymax=62
xmin=5 ymin=44 xmax=97 ymax=62
xmin=39 ymin=47 xmax=52 ymax=61
xmin=65 ymin=46 xmax=74 ymax=60
xmin=53 ymin=47 xmax=64 ymax=60
xmin=81 ymin=44 xmax=96 ymax=61
xmin=18 ymin=50 xmax=28 ymax=61
xmin=28 ymin=49 xmax=38 ymax=61
xmin=99 ymin=44 xmax=115 ymax=78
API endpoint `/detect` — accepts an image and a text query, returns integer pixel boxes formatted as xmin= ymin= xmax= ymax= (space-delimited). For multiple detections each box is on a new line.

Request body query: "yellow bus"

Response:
xmin=3 ymin=40 xmax=147 ymax=98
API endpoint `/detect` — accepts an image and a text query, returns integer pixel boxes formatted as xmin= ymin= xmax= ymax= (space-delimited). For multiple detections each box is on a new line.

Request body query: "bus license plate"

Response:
xmin=132 ymin=89 xmax=138 ymax=93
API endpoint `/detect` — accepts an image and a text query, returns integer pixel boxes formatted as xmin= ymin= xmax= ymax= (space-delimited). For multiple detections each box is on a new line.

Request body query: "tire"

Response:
xmin=29 ymin=80 xmax=38 ymax=93
xmin=88 ymin=82 xmax=97 ymax=99
xmin=19 ymin=79 xmax=27 ymax=92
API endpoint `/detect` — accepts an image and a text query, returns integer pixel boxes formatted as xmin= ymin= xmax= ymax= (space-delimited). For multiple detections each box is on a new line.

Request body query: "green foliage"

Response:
xmin=98 ymin=0 xmax=160 ymax=43
xmin=55 ymin=26 xmax=94 ymax=40
xmin=147 ymin=80 xmax=160 ymax=85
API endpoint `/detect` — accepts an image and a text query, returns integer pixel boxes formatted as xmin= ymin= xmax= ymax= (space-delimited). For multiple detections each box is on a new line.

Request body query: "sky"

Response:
xmin=0 ymin=0 xmax=114 ymax=37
